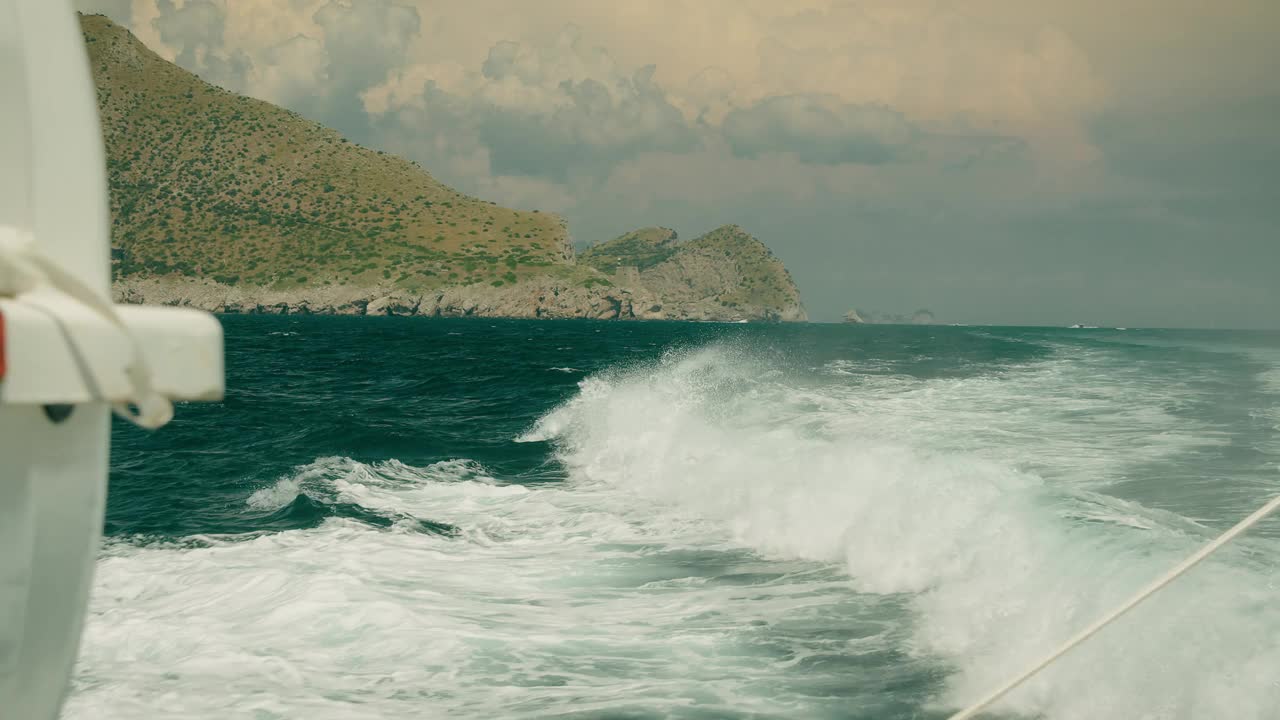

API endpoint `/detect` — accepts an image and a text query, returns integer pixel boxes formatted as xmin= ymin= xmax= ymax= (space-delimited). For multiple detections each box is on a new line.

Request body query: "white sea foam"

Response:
xmin=526 ymin=345 xmax=1280 ymax=718
xmin=1241 ymin=347 xmax=1280 ymax=460
xmin=69 ymin=455 xmax=869 ymax=719
xmin=1263 ymin=367 xmax=1280 ymax=396
xmin=67 ymin=343 xmax=1280 ymax=719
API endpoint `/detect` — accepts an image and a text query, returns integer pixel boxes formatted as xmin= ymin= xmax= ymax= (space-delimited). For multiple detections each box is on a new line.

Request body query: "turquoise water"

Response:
xmin=65 ymin=318 xmax=1280 ymax=719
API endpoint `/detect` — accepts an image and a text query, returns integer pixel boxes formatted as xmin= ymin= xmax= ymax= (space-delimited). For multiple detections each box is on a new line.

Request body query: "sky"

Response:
xmin=75 ymin=0 xmax=1280 ymax=327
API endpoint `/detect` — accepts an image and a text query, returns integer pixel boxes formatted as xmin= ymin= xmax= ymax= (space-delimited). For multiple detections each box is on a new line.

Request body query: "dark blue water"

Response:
xmin=66 ymin=318 xmax=1280 ymax=719
xmin=103 ymin=318 xmax=1050 ymax=538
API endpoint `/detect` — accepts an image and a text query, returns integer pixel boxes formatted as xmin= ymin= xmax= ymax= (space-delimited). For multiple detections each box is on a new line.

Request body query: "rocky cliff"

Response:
xmin=843 ymin=309 xmax=867 ymax=324
xmin=580 ymin=226 xmax=806 ymax=321
xmin=84 ymin=14 xmax=806 ymax=322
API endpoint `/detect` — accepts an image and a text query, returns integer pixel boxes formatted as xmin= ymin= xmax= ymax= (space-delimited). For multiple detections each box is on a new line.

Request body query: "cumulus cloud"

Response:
xmin=245 ymin=33 xmax=327 ymax=112
xmin=310 ymin=0 xmax=420 ymax=126
xmin=152 ymin=0 xmax=222 ymax=64
xmin=367 ymin=25 xmax=697 ymax=182
xmin=114 ymin=0 xmax=1113 ymax=183
xmin=151 ymin=0 xmax=251 ymax=92
xmin=721 ymin=95 xmax=917 ymax=165
xmin=132 ymin=0 xmax=423 ymax=141
xmin=682 ymin=66 xmax=735 ymax=125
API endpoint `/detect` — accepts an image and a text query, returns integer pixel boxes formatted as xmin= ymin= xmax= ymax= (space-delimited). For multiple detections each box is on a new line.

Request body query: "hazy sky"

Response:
xmin=76 ymin=0 xmax=1279 ymax=327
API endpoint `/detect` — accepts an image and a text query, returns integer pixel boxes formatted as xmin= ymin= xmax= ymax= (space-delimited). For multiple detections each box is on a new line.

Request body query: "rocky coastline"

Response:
xmin=113 ymin=275 xmax=807 ymax=322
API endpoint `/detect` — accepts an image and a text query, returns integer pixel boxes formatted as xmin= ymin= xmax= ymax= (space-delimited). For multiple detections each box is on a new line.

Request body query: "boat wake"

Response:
xmin=523 ymin=345 xmax=1280 ymax=718
xmin=68 ymin=344 xmax=1280 ymax=719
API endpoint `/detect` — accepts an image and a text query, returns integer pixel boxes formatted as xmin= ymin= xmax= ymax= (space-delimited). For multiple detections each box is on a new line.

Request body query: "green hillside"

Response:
xmin=579 ymin=227 xmax=680 ymax=274
xmin=81 ymin=14 xmax=573 ymax=292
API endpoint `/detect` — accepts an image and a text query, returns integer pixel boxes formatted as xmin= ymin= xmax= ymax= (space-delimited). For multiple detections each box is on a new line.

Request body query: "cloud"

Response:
xmin=152 ymin=0 xmax=222 ymax=63
xmin=130 ymin=0 xmax=420 ymax=134
xmin=310 ymin=0 xmax=420 ymax=127
xmin=121 ymin=1 xmax=1110 ymax=181
xmin=151 ymin=0 xmax=251 ymax=92
xmin=367 ymin=26 xmax=698 ymax=182
xmin=721 ymin=95 xmax=917 ymax=165
xmin=245 ymin=33 xmax=327 ymax=112
xmin=682 ymin=66 xmax=735 ymax=125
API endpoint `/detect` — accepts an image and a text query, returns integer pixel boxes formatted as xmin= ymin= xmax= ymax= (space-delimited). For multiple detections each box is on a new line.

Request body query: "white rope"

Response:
xmin=948 ymin=491 xmax=1280 ymax=720
xmin=0 ymin=235 xmax=173 ymax=428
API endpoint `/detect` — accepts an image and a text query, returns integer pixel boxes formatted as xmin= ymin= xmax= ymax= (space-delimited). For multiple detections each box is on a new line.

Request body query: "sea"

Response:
xmin=61 ymin=317 xmax=1280 ymax=719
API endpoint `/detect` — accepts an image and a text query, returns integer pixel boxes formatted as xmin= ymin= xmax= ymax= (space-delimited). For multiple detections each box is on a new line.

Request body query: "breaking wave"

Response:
xmin=67 ymin=335 xmax=1280 ymax=719
xmin=524 ymin=345 xmax=1280 ymax=718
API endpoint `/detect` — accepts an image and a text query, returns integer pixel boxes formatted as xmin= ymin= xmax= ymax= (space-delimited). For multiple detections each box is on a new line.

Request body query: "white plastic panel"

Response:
xmin=116 ymin=305 xmax=225 ymax=401
xmin=0 ymin=403 xmax=109 ymax=720
xmin=0 ymin=294 xmax=225 ymax=404
xmin=15 ymin=0 xmax=111 ymax=295
xmin=0 ymin=0 xmax=31 ymax=245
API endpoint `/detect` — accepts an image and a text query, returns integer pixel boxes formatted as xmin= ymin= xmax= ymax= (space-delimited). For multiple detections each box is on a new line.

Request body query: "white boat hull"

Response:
xmin=0 ymin=2 xmax=223 ymax=718
xmin=0 ymin=403 xmax=109 ymax=720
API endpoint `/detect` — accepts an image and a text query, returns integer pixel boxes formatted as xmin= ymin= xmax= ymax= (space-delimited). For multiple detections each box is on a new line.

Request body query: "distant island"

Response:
xmin=843 ymin=308 xmax=936 ymax=324
xmin=82 ymin=15 xmax=806 ymax=322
